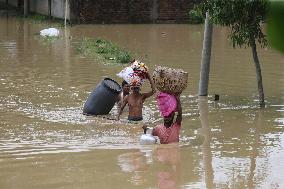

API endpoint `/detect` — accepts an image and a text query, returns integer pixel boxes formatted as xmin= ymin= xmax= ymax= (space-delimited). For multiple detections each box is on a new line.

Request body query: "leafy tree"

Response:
xmin=197 ymin=0 xmax=269 ymax=107
xmin=267 ymin=1 xmax=284 ymax=54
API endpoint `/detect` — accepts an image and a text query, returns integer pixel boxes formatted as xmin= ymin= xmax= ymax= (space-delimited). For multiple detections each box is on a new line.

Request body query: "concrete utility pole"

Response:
xmin=65 ymin=0 xmax=68 ymax=27
xmin=199 ymin=12 xmax=213 ymax=96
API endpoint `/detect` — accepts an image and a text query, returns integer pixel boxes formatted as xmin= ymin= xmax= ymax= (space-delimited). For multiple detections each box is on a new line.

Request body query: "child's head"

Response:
xmin=131 ymin=86 xmax=140 ymax=94
xmin=163 ymin=111 xmax=175 ymax=128
xmin=121 ymin=80 xmax=130 ymax=94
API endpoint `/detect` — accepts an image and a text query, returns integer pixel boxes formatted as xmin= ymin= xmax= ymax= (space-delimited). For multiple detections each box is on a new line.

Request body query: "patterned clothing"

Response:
xmin=152 ymin=122 xmax=181 ymax=144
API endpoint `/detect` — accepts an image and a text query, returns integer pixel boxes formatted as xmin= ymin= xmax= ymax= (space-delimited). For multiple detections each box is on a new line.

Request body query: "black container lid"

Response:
xmin=102 ymin=78 xmax=122 ymax=94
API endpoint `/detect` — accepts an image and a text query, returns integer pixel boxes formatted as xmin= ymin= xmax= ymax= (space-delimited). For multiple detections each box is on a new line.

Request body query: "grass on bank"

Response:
xmin=15 ymin=12 xmax=69 ymax=27
xmin=27 ymin=13 xmax=48 ymax=22
xmin=76 ymin=37 xmax=133 ymax=64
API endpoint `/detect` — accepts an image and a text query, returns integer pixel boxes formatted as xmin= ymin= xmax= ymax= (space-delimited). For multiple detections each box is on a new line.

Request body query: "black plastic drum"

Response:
xmin=83 ymin=78 xmax=122 ymax=115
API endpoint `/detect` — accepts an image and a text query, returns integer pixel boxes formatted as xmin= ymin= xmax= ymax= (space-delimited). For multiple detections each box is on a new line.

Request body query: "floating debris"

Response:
xmin=40 ymin=28 xmax=60 ymax=37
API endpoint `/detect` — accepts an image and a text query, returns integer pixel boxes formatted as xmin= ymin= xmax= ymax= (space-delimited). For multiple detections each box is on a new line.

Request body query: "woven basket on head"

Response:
xmin=152 ymin=66 xmax=188 ymax=94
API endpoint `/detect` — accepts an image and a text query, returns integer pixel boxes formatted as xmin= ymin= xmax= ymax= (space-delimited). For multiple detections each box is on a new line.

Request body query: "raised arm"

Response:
xmin=143 ymin=72 xmax=156 ymax=100
xmin=116 ymin=95 xmax=128 ymax=120
xmin=175 ymin=94 xmax=182 ymax=124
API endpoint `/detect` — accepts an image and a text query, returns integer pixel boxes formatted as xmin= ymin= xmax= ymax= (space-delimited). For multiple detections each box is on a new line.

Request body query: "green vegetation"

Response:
xmin=196 ymin=0 xmax=268 ymax=108
xmin=76 ymin=38 xmax=133 ymax=64
xmin=197 ymin=0 xmax=268 ymax=48
xmin=267 ymin=1 xmax=284 ymax=54
xmin=17 ymin=13 xmax=68 ymax=27
xmin=16 ymin=13 xmax=48 ymax=23
xmin=27 ymin=13 xmax=48 ymax=22
xmin=188 ymin=6 xmax=204 ymax=24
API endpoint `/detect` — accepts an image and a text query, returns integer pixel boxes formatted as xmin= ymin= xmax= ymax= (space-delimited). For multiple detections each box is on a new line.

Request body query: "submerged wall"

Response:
xmin=49 ymin=0 xmax=69 ymax=19
xmin=0 ymin=0 xmax=70 ymax=20
xmin=0 ymin=0 xmax=18 ymax=7
xmin=76 ymin=0 xmax=200 ymax=24
xmin=0 ymin=0 xmax=200 ymax=23
xmin=29 ymin=0 xmax=48 ymax=15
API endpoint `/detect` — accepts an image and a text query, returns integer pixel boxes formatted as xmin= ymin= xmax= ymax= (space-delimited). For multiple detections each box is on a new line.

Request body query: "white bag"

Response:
xmin=117 ymin=66 xmax=143 ymax=87
xmin=40 ymin=28 xmax=59 ymax=37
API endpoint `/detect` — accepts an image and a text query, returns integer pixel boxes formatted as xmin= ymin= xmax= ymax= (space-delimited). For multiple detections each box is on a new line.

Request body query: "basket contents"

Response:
xmin=152 ymin=66 xmax=188 ymax=94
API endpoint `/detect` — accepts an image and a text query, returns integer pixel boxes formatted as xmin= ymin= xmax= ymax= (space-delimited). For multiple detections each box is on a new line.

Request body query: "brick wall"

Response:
xmin=75 ymin=0 xmax=200 ymax=24
xmin=158 ymin=0 xmax=199 ymax=23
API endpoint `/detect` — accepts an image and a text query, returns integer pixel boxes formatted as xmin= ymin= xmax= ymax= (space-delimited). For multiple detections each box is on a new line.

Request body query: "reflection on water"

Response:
xmin=117 ymin=145 xmax=182 ymax=188
xmin=154 ymin=145 xmax=181 ymax=189
xmin=0 ymin=15 xmax=284 ymax=189
xmin=198 ymin=96 xmax=214 ymax=189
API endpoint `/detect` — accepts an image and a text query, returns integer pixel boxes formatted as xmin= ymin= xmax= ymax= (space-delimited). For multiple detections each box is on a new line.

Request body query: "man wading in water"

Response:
xmin=117 ymin=72 xmax=156 ymax=121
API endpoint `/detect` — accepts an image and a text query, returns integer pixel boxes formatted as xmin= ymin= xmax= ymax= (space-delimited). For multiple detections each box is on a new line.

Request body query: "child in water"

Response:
xmin=117 ymin=80 xmax=130 ymax=113
xmin=117 ymin=72 xmax=156 ymax=121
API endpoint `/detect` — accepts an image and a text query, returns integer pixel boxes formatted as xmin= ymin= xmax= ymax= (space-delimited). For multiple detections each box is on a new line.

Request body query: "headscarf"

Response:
xmin=156 ymin=92 xmax=177 ymax=117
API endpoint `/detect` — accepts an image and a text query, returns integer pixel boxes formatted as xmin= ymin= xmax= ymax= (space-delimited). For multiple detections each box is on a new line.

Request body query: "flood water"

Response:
xmin=0 ymin=14 xmax=284 ymax=189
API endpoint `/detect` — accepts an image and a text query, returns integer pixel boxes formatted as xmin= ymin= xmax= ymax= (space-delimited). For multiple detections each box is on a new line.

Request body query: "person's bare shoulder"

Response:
xmin=122 ymin=94 xmax=129 ymax=102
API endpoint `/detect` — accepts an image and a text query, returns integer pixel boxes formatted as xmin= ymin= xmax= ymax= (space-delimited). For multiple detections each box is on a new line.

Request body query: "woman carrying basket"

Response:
xmin=142 ymin=93 xmax=182 ymax=144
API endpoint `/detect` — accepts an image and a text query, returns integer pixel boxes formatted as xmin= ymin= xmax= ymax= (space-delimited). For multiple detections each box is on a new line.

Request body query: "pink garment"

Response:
xmin=152 ymin=122 xmax=181 ymax=144
xmin=156 ymin=92 xmax=177 ymax=117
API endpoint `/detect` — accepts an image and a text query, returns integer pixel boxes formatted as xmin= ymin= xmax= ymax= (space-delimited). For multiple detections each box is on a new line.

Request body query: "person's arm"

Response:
xmin=142 ymin=124 xmax=158 ymax=135
xmin=116 ymin=92 xmax=122 ymax=102
xmin=116 ymin=95 xmax=128 ymax=120
xmin=143 ymin=72 xmax=156 ymax=100
xmin=175 ymin=94 xmax=182 ymax=125
xmin=152 ymin=127 xmax=158 ymax=136
xmin=116 ymin=92 xmax=123 ymax=114
xmin=142 ymin=124 xmax=150 ymax=134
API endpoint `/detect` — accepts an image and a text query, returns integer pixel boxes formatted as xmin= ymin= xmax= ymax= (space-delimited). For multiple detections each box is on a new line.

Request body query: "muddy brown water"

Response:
xmin=0 ymin=15 xmax=284 ymax=189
